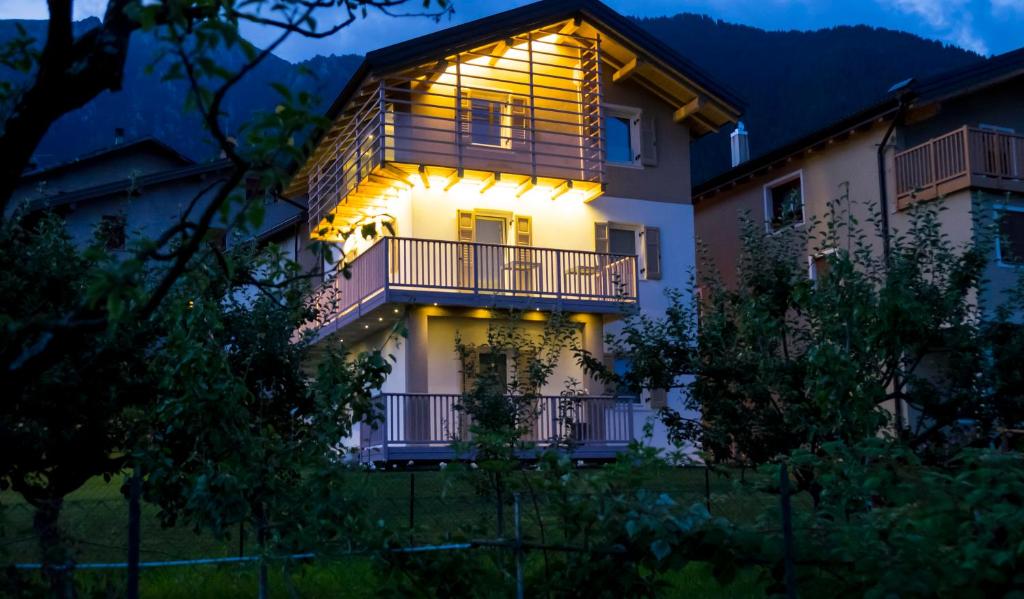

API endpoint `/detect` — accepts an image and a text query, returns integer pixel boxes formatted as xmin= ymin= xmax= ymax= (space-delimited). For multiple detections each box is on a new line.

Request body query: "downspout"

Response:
xmin=875 ymin=93 xmax=912 ymax=435
xmin=876 ymin=94 xmax=912 ymax=266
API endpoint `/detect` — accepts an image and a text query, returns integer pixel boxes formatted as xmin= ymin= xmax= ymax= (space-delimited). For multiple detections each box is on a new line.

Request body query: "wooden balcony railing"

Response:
xmin=315 ymin=237 xmax=638 ymax=330
xmin=894 ymin=126 xmax=1024 ymax=208
xmin=361 ymin=393 xmax=635 ymax=461
xmin=308 ymin=29 xmax=604 ymax=229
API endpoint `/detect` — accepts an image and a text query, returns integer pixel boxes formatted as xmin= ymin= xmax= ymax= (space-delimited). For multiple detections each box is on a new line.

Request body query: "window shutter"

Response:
xmin=510 ymin=97 xmax=530 ymax=150
xmin=461 ymin=345 xmax=481 ymax=393
xmin=649 ymin=388 xmax=668 ymax=409
xmin=643 ymin=225 xmax=662 ymax=280
xmin=594 ymin=222 xmax=609 ymax=253
xmin=459 ymin=93 xmax=472 ymax=143
xmin=457 ymin=210 xmax=474 ymax=287
xmin=640 ymin=115 xmax=658 ymax=166
xmin=602 ymin=354 xmax=617 ymax=396
xmin=514 ymin=215 xmax=533 ymax=291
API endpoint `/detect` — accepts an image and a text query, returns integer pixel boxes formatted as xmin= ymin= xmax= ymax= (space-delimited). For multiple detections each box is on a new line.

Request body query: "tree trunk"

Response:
xmin=33 ymin=496 xmax=75 ymax=598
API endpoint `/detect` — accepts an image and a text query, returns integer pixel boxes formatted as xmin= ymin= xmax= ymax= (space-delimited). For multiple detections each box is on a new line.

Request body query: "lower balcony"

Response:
xmin=358 ymin=393 xmax=636 ymax=462
xmin=313 ymin=237 xmax=638 ymax=339
xmin=895 ymin=126 xmax=1024 ymax=209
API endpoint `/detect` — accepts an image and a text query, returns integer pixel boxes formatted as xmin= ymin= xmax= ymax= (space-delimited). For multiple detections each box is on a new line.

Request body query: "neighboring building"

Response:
xmin=10 ymin=135 xmax=306 ymax=258
xmin=284 ymin=0 xmax=742 ymax=461
xmin=694 ymin=48 xmax=1024 ymax=315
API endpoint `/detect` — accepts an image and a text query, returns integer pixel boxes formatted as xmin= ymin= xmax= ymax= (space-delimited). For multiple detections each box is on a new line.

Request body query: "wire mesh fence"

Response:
xmin=1 ymin=465 xmax=795 ymax=597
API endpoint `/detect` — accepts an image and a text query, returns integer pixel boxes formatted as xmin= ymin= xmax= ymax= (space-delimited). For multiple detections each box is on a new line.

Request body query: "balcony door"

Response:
xmin=475 ymin=215 xmax=506 ymax=291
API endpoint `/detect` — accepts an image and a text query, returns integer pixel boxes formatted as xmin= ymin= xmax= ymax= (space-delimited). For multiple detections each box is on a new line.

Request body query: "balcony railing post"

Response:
xmin=472 ymin=243 xmax=479 ymax=295
xmin=455 ymin=53 xmax=463 ymax=173
xmin=556 ymin=253 xmax=563 ymax=301
xmin=527 ymin=32 xmax=537 ymax=182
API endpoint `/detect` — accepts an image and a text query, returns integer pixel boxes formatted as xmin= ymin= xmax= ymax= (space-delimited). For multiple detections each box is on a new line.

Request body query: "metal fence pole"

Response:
xmin=704 ymin=466 xmax=712 ymax=514
xmin=514 ymin=493 xmax=524 ymax=599
xmin=780 ymin=462 xmax=797 ymax=599
xmin=126 ymin=469 xmax=142 ymax=599
xmin=409 ymin=472 xmax=416 ymax=531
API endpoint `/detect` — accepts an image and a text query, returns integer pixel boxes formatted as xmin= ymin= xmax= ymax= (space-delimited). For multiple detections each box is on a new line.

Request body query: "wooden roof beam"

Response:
xmin=413 ymin=60 xmax=449 ymax=92
xmin=612 ymin=57 xmax=641 ymax=83
xmin=479 ymin=172 xmax=499 ymax=195
xmin=673 ymin=96 xmax=706 ymax=123
xmin=558 ymin=16 xmax=581 ymax=35
xmin=486 ymin=40 xmax=509 ymax=66
xmin=550 ymin=179 xmax=573 ymax=201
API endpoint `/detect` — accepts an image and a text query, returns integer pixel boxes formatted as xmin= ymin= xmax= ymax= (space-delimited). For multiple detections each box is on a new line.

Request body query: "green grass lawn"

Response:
xmin=1 ymin=468 xmax=776 ymax=597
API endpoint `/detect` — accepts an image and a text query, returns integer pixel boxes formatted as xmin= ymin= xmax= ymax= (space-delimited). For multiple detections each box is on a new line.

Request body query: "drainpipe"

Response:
xmin=876 ymin=94 xmax=912 ymax=266
xmin=875 ymin=93 xmax=912 ymax=435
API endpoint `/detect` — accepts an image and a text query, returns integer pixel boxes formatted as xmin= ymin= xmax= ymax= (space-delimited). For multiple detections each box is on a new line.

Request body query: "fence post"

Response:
xmin=779 ymin=462 xmax=797 ymax=599
xmin=704 ymin=466 xmax=711 ymax=514
xmin=514 ymin=493 xmax=524 ymax=599
xmin=409 ymin=471 xmax=416 ymax=531
xmin=126 ymin=468 xmax=142 ymax=599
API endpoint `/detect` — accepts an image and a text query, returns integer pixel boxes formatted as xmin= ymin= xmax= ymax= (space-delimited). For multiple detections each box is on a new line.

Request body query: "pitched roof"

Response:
xmin=21 ymin=137 xmax=194 ymax=181
xmin=694 ymin=46 xmax=1024 ymax=200
xmin=323 ymin=0 xmax=743 ymax=123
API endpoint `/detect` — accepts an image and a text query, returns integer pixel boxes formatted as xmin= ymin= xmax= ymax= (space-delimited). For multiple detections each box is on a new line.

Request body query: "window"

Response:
xmin=808 ymin=248 xmax=839 ymax=283
xmin=608 ymin=226 xmax=637 ymax=256
xmin=604 ymin=105 xmax=641 ymax=166
xmin=764 ymin=172 xmax=804 ymax=232
xmin=996 ymin=208 xmax=1024 ymax=266
xmin=471 ymin=94 xmax=507 ymax=147
xmin=99 ymin=215 xmax=126 ymax=250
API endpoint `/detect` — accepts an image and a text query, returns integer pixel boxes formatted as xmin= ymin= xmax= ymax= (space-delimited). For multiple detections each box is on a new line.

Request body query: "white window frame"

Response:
xmin=994 ymin=204 xmax=1024 ymax=268
xmin=468 ymin=90 xmax=513 ymax=150
xmin=603 ymin=103 xmax=642 ymax=168
xmin=607 ymin=221 xmax=641 ymax=257
xmin=808 ymin=247 xmax=840 ymax=282
xmin=763 ymin=170 xmax=806 ymax=233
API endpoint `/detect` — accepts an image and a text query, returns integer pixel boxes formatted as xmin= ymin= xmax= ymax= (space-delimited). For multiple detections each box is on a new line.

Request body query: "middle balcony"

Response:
xmin=313 ymin=236 xmax=638 ymax=339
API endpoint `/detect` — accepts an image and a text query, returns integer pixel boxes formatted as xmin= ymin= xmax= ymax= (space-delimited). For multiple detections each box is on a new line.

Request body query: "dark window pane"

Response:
xmin=478 ymin=352 xmax=508 ymax=391
xmin=100 ymin=215 xmax=126 ymax=250
xmin=605 ymin=116 xmax=632 ymax=164
xmin=608 ymin=227 xmax=636 ymax=255
xmin=471 ymin=98 xmax=504 ymax=146
xmin=769 ymin=178 xmax=803 ymax=231
xmin=999 ymin=210 xmax=1024 ymax=264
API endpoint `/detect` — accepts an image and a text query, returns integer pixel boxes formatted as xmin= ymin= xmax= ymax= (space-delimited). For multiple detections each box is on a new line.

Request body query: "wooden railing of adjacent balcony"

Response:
xmin=307 ymin=29 xmax=604 ymax=230
xmin=318 ymin=237 xmax=638 ymax=328
xmin=362 ymin=393 xmax=635 ymax=461
xmin=894 ymin=126 xmax=1024 ymax=209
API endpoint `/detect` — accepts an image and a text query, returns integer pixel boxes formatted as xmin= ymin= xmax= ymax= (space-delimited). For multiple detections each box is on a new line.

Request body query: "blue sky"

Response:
xmin=5 ymin=0 xmax=1024 ymax=60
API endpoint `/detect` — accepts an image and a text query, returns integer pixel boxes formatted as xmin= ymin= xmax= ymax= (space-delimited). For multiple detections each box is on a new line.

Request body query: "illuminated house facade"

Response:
xmin=285 ymin=0 xmax=742 ymax=461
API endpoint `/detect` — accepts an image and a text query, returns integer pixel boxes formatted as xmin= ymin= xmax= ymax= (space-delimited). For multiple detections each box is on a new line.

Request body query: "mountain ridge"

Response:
xmin=0 ymin=13 xmax=984 ymax=183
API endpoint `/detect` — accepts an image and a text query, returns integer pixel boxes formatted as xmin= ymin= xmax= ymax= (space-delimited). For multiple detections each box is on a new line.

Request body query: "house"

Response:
xmin=284 ymin=0 xmax=742 ymax=462
xmin=693 ymin=48 xmax=1024 ymax=315
xmin=10 ymin=134 xmax=306 ymax=258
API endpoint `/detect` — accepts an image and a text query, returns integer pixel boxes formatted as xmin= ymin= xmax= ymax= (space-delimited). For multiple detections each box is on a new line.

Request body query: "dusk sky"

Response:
xmin=5 ymin=0 xmax=1024 ymax=60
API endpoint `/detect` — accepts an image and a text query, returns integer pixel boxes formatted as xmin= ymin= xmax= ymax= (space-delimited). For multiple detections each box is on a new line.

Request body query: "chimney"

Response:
xmin=113 ymin=127 xmax=125 ymax=146
xmin=730 ymin=121 xmax=749 ymax=167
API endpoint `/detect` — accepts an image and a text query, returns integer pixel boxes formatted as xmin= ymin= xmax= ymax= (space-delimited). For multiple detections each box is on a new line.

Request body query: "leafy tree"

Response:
xmin=139 ymin=243 xmax=399 ymax=589
xmin=0 ymin=0 xmax=450 ymax=591
xmin=580 ymin=193 xmax=1024 ymax=499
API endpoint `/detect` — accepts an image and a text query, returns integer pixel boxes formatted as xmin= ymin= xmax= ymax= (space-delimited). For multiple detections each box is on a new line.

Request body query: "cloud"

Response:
xmin=1 ymin=0 xmax=106 ymax=20
xmin=991 ymin=0 xmax=1024 ymax=13
xmin=876 ymin=0 xmax=989 ymax=55
xmin=949 ymin=16 xmax=990 ymax=54
xmin=876 ymin=0 xmax=970 ymax=27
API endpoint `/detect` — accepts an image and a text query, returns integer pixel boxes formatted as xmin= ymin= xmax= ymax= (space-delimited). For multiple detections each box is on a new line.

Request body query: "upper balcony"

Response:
xmin=307 ymin=30 xmax=605 ymax=238
xmin=894 ymin=126 xmax=1024 ymax=209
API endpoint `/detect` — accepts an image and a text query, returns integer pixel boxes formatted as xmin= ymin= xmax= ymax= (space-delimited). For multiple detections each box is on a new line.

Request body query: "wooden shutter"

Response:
xmin=594 ymin=222 xmax=609 ymax=253
xmin=649 ymin=388 xmax=668 ymax=409
xmin=640 ymin=114 xmax=658 ymax=166
xmin=643 ymin=225 xmax=662 ymax=280
xmin=459 ymin=92 xmax=473 ymax=144
xmin=510 ymin=96 xmax=530 ymax=150
xmin=457 ymin=210 xmax=474 ymax=287
xmin=514 ymin=215 xmax=533 ymax=291
xmin=602 ymin=354 xmax=617 ymax=396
